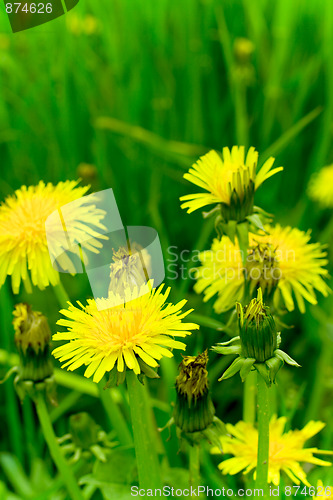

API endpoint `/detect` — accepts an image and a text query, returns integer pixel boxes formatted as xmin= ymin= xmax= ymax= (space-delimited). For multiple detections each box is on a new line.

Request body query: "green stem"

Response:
xmin=22 ymin=398 xmax=37 ymax=461
xmin=98 ymin=382 xmax=133 ymax=446
xmin=35 ymin=393 xmax=84 ymax=500
xmin=52 ymin=281 xmax=70 ymax=309
xmin=126 ymin=371 xmax=162 ymax=489
xmin=234 ymin=81 xmax=249 ymax=148
xmin=256 ymin=373 xmax=270 ymax=498
xmin=189 ymin=444 xmax=200 ymax=490
xmin=243 ymin=371 xmax=256 ymax=423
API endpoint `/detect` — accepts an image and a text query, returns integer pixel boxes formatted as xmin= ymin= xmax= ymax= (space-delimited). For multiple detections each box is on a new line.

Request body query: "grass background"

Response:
xmin=0 ymin=0 xmax=332 ymax=497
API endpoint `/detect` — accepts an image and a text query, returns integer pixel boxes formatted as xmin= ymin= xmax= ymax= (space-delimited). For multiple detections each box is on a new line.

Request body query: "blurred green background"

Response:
xmin=0 ymin=0 xmax=332 ymax=496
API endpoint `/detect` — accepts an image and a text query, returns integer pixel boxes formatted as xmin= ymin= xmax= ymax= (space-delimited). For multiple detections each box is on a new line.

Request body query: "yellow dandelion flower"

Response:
xmin=195 ymin=224 xmax=330 ymax=314
xmin=66 ymin=13 xmax=99 ymax=36
xmin=52 ymin=283 xmax=199 ymax=383
xmin=211 ymin=416 xmax=332 ymax=486
xmin=308 ymin=164 xmax=333 ymax=208
xmin=0 ymin=181 xmax=105 ymax=294
xmin=313 ymin=481 xmax=333 ymax=499
xmin=180 ymin=146 xmax=283 ymax=215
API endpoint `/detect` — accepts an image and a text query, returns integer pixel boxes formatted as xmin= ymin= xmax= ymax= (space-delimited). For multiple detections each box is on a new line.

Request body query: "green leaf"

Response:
xmin=214 ymin=336 xmax=241 ymax=347
xmin=0 ymin=453 xmax=34 ymax=498
xmin=93 ymin=448 xmax=136 ymax=485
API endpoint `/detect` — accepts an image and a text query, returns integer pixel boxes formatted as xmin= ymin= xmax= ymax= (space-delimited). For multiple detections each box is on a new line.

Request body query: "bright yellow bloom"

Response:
xmin=313 ymin=481 xmax=333 ymax=499
xmin=211 ymin=416 xmax=332 ymax=486
xmin=0 ymin=181 xmax=105 ymax=294
xmin=52 ymin=283 xmax=199 ymax=383
xmin=180 ymin=146 xmax=282 ymax=214
xmin=66 ymin=13 xmax=100 ymax=36
xmin=195 ymin=224 xmax=330 ymax=313
xmin=308 ymin=164 xmax=333 ymax=208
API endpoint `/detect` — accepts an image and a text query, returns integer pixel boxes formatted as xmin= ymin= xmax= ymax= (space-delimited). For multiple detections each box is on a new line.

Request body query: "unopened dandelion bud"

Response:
xmin=234 ymin=38 xmax=254 ymax=65
xmin=77 ymin=163 xmax=98 ymax=182
xmin=237 ymin=289 xmax=278 ymax=362
xmin=59 ymin=412 xmax=116 ymax=464
xmin=214 ymin=288 xmax=300 ymax=386
xmin=174 ymin=351 xmax=215 ymax=433
xmin=12 ymin=303 xmax=56 ymax=402
xmin=69 ymin=413 xmax=100 ymax=449
xmin=13 ymin=303 xmax=53 ymax=382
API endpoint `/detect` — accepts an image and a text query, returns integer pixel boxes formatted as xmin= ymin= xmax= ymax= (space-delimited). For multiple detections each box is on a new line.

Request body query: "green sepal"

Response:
xmin=202 ymin=205 xmax=221 ymax=219
xmin=90 ymin=444 xmax=107 ymax=463
xmin=202 ymin=417 xmax=226 ymax=452
xmin=0 ymin=366 xmax=19 ymax=384
xmin=213 ymin=344 xmax=242 ymax=356
xmin=274 ymin=349 xmax=301 ymax=367
xmin=223 ymin=220 xmax=237 ymax=244
xmin=240 ymin=358 xmax=256 ymax=381
xmin=213 ymin=336 xmax=241 ymax=347
xmin=137 ymin=358 xmax=160 ymax=379
xmin=265 ymin=356 xmax=284 ymax=383
xmin=14 ymin=373 xmax=57 ymax=404
xmin=246 ymin=213 xmax=267 ymax=234
xmin=253 ymin=205 xmax=273 ymax=223
xmin=104 ymin=366 xmax=127 ymax=388
xmin=212 ymin=337 xmax=242 ymax=356
xmin=218 ymin=356 xmax=245 ymax=381
xmin=215 ymin=214 xmax=224 ymax=239
xmin=254 ymin=362 xmax=272 ymax=386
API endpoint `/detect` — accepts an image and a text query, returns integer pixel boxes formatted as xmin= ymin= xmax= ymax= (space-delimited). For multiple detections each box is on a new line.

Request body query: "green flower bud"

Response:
xmin=13 ymin=303 xmax=53 ymax=383
xmin=237 ymin=288 xmax=278 ymax=362
xmin=173 ymin=351 xmax=215 ymax=433
xmin=69 ymin=412 xmax=100 ymax=449
xmin=213 ymin=288 xmax=300 ymax=386
xmin=234 ymin=38 xmax=255 ymax=65
xmin=58 ymin=412 xmax=116 ymax=464
xmin=219 ymin=168 xmax=255 ymax=224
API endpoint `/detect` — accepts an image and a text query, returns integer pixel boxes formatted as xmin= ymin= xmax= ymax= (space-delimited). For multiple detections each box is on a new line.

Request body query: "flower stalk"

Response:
xmin=35 ymin=392 xmax=84 ymax=500
xmin=256 ymin=373 xmax=270 ymax=497
xmin=189 ymin=444 xmax=201 ymax=490
xmin=126 ymin=370 xmax=162 ymax=489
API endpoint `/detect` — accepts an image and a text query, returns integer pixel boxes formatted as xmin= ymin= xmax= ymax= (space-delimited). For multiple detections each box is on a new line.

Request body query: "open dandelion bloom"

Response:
xmin=0 ymin=181 xmax=106 ymax=294
xmin=52 ymin=283 xmax=199 ymax=383
xmin=195 ymin=224 xmax=330 ymax=313
xmin=211 ymin=416 xmax=332 ymax=486
xmin=180 ymin=146 xmax=282 ymax=216
xmin=307 ymin=164 xmax=333 ymax=208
